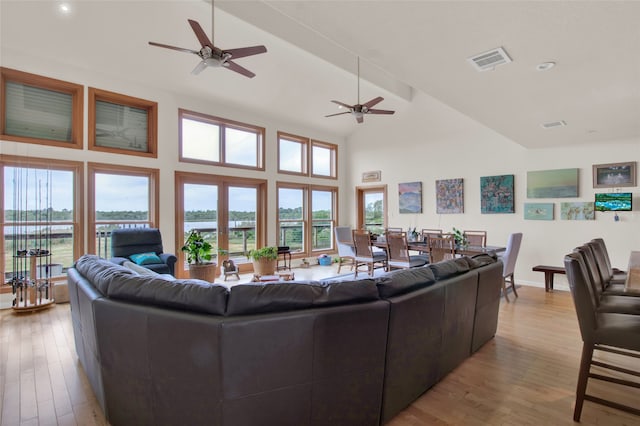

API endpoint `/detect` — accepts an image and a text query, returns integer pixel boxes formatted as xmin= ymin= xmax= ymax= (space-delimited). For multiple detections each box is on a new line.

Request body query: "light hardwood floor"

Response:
xmin=1 ymin=276 xmax=639 ymax=425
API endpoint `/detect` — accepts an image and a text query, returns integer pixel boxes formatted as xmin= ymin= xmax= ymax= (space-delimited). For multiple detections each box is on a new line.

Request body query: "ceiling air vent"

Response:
xmin=541 ymin=120 xmax=567 ymax=129
xmin=467 ymin=47 xmax=512 ymax=71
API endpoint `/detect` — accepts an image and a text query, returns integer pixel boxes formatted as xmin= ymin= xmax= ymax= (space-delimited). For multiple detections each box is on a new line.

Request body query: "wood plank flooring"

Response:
xmin=1 ymin=282 xmax=639 ymax=425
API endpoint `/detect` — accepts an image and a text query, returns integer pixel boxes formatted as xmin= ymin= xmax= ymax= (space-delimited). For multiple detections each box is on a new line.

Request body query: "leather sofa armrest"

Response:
xmin=159 ymin=253 xmax=177 ymax=276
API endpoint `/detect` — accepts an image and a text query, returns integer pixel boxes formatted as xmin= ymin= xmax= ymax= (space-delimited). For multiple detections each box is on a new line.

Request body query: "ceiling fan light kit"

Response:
xmin=325 ymin=57 xmax=395 ymax=124
xmin=148 ymin=2 xmax=266 ymax=78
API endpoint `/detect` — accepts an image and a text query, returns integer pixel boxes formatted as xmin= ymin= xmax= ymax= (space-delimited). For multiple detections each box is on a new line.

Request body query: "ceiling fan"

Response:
xmin=148 ymin=3 xmax=266 ymax=78
xmin=325 ymin=57 xmax=395 ymax=124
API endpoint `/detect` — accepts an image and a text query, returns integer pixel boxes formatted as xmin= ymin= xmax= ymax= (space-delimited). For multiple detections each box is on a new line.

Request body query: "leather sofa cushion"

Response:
xmin=428 ymin=258 xmax=471 ymax=280
xmin=468 ymin=253 xmax=497 ymax=268
xmin=375 ymin=266 xmax=436 ymax=298
xmin=226 ymin=279 xmax=379 ymax=315
xmin=75 ymin=254 xmax=227 ymax=315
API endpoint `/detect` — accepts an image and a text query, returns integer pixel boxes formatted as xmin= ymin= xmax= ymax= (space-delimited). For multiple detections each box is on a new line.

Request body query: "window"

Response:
xmin=1 ymin=155 xmax=84 ymax=281
xmin=88 ymin=87 xmax=157 ymax=157
xmin=278 ymin=132 xmax=337 ymax=179
xmin=277 ymin=183 xmax=337 ymax=255
xmin=1 ymin=67 xmax=83 ymax=149
xmin=278 ymin=132 xmax=307 ymax=175
xmin=356 ymin=185 xmax=388 ymax=235
xmin=311 ymin=140 xmax=337 ymax=178
xmin=87 ymin=163 xmax=159 ymax=257
xmin=179 ymin=109 xmax=265 ymax=170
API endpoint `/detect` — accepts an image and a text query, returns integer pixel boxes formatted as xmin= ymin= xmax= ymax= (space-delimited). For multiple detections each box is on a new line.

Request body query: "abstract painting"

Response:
xmin=436 ymin=178 xmax=464 ymax=214
xmin=480 ymin=175 xmax=514 ymax=214
xmin=561 ymin=202 xmax=595 ymax=220
xmin=527 ymin=168 xmax=579 ymax=198
xmin=399 ymin=181 xmax=422 ymax=213
xmin=524 ymin=203 xmax=554 ymax=220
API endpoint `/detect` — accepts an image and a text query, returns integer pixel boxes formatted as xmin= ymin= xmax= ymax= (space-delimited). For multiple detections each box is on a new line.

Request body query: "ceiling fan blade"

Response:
xmin=225 ymin=60 xmax=256 ymax=78
xmin=362 ymin=96 xmax=384 ymax=109
xmin=188 ymin=19 xmax=214 ymax=49
xmin=356 ymin=115 xmax=364 ymax=124
xmin=330 ymin=100 xmax=354 ymax=109
xmin=148 ymin=41 xmax=198 ymax=55
xmin=325 ymin=112 xmax=351 ymax=118
xmin=191 ymin=61 xmax=208 ymax=75
xmin=224 ymin=45 xmax=267 ymax=59
xmin=367 ymin=109 xmax=395 ymax=115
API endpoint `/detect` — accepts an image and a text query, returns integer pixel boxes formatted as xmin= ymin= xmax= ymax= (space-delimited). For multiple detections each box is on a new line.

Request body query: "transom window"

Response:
xmin=278 ymin=131 xmax=337 ymax=179
xmin=179 ymin=109 xmax=265 ymax=170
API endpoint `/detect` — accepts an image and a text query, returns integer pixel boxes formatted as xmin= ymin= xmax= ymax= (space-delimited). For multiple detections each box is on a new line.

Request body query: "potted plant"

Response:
xmin=182 ymin=230 xmax=217 ymax=282
xmin=247 ymin=246 xmax=278 ymax=276
xmin=452 ymin=227 xmax=468 ymax=247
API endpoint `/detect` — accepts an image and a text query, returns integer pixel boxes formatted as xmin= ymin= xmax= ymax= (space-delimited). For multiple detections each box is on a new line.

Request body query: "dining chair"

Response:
xmin=421 ymin=228 xmax=442 ymax=242
xmin=427 ymin=233 xmax=455 ymax=264
xmin=563 ymin=252 xmax=640 ymax=421
xmin=385 ymin=227 xmax=403 ymax=233
xmin=590 ymin=238 xmax=627 ymax=284
xmin=352 ymin=229 xmax=387 ymax=277
xmin=499 ymin=232 xmax=522 ymax=302
xmin=385 ymin=231 xmax=428 ymax=270
xmin=334 ymin=226 xmax=356 ymax=274
xmin=463 ymin=230 xmax=487 ymax=247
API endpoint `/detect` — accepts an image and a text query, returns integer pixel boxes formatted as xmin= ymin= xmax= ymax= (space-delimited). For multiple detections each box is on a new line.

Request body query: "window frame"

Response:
xmin=310 ymin=139 xmax=338 ymax=179
xmin=276 ymin=181 xmax=338 ymax=256
xmin=178 ymin=108 xmax=265 ymax=171
xmin=0 ymin=154 xmax=84 ymax=285
xmin=87 ymin=162 xmax=159 ymax=256
xmin=0 ymin=67 xmax=84 ymax=149
xmin=277 ymin=132 xmax=309 ymax=176
xmin=88 ymin=87 xmax=158 ymax=158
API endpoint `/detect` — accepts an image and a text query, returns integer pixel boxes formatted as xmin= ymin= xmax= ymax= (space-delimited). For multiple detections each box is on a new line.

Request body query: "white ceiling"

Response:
xmin=2 ymin=1 xmax=639 ymax=149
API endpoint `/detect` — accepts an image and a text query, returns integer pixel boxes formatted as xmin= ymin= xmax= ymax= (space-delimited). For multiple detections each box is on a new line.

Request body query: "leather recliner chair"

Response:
xmin=109 ymin=228 xmax=177 ymax=276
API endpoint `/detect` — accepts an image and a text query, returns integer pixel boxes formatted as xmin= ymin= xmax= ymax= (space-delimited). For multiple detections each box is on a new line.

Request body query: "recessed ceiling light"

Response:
xmin=536 ymin=62 xmax=556 ymax=71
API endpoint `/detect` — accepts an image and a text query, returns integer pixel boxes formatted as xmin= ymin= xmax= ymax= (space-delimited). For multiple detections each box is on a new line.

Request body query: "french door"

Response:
xmin=175 ymin=172 xmax=267 ymax=278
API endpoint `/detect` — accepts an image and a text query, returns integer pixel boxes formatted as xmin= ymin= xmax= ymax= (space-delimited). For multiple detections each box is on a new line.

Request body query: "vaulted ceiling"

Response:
xmin=2 ymin=1 xmax=639 ymax=149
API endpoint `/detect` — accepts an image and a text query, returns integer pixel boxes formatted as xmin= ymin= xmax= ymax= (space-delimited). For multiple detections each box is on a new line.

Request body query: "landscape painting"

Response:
xmin=560 ymin=202 xmax=595 ymax=220
xmin=399 ymin=181 xmax=422 ymax=213
xmin=436 ymin=178 xmax=464 ymax=214
xmin=527 ymin=168 xmax=579 ymax=198
xmin=524 ymin=203 xmax=554 ymax=220
xmin=480 ymin=175 xmax=514 ymax=214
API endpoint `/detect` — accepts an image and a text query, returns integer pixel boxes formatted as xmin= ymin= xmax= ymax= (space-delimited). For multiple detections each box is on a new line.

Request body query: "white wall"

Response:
xmin=0 ymin=51 xmax=347 ymax=255
xmin=346 ymin=91 xmax=640 ymax=289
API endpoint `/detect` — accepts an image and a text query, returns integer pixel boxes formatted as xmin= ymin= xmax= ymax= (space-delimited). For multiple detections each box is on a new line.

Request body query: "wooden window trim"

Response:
xmin=87 ymin=162 xmax=159 ymax=254
xmin=0 ymin=67 xmax=83 ymax=149
xmin=88 ymin=87 xmax=158 ymax=158
xmin=0 ymin=154 xmax=84 ymax=281
xmin=310 ymin=139 xmax=338 ymax=180
xmin=277 ymin=131 xmax=309 ymax=176
xmin=356 ymin=184 xmax=388 ymax=231
xmin=178 ymin=108 xmax=265 ymax=170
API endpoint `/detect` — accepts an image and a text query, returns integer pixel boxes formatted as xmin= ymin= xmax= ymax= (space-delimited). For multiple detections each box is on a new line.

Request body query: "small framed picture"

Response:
xmin=88 ymin=87 xmax=157 ymax=157
xmin=362 ymin=170 xmax=381 ymax=183
xmin=592 ymin=162 xmax=636 ymax=188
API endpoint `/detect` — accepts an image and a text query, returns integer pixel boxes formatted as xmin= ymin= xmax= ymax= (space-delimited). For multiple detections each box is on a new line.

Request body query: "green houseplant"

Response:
xmin=247 ymin=246 xmax=278 ymax=276
xmin=182 ymin=230 xmax=216 ymax=281
xmin=452 ymin=227 xmax=468 ymax=247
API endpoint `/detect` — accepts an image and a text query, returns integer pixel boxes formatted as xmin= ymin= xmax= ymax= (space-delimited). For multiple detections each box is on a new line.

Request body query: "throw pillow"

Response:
xmin=130 ymin=252 xmax=162 ymax=266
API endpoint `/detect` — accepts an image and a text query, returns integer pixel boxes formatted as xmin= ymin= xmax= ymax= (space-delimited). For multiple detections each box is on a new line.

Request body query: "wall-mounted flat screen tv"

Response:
xmin=594 ymin=192 xmax=632 ymax=211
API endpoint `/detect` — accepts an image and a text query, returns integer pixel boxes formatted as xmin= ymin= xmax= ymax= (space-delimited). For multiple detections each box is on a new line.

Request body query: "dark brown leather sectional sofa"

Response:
xmin=67 ymin=253 xmax=503 ymax=426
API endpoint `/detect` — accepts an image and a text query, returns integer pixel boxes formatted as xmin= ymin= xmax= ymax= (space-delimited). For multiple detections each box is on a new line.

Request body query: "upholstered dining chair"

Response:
xmin=110 ymin=228 xmax=177 ymax=276
xmin=352 ymin=229 xmax=387 ymax=277
xmin=421 ymin=229 xmax=442 ymax=242
xmin=590 ymin=238 xmax=627 ymax=283
xmin=563 ymin=252 xmax=640 ymax=421
xmin=499 ymin=232 xmax=522 ymax=302
xmin=427 ymin=234 xmax=455 ymax=264
xmin=385 ymin=231 xmax=428 ymax=270
xmin=334 ymin=226 xmax=356 ymax=274
xmin=463 ymin=230 xmax=487 ymax=247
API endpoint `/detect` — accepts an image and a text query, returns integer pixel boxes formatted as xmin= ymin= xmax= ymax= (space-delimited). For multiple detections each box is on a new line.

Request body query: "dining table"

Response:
xmin=373 ymin=239 xmax=506 ymax=256
xmin=624 ymin=250 xmax=640 ymax=293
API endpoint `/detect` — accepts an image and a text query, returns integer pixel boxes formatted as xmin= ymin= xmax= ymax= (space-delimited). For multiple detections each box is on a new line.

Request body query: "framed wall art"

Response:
xmin=560 ymin=202 xmax=595 ymax=220
xmin=88 ymin=87 xmax=157 ymax=157
xmin=527 ymin=168 xmax=578 ymax=198
xmin=436 ymin=178 xmax=464 ymax=214
xmin=362 ymin=170 xmax=381 ymax=183
xmin=398 ymin=181 xmax=422 ymax=213
xmin=524 ymin=203 xmax=554 ymax=220
xmin=592 ymin=161 xmax=636 ymax=188
xmin=480 ymin=174 xmax=514 ymax=214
